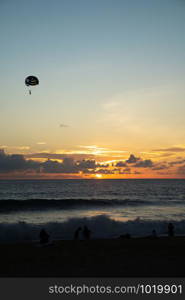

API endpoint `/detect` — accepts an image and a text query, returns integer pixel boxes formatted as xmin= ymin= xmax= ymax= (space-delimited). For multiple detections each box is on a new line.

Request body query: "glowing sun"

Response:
xmin=95 ymin=174 xmax=103 ymax=179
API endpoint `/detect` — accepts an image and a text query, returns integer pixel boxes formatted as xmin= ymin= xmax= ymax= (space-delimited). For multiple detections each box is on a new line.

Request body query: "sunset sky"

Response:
xmin=1 ymin=0 xmax=185 ymax=178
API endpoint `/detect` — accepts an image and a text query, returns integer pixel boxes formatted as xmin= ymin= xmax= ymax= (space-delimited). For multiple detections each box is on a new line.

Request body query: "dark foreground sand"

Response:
xmin=0 ymin=237 xmax=185 ymax=277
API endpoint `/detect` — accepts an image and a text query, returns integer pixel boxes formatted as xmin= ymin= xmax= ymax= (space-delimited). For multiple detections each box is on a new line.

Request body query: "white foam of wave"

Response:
xmin=0 ymin=215 xmax=185 ymax=243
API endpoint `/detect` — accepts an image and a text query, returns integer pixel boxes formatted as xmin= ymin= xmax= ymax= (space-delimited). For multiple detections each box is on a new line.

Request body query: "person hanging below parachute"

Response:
xmin=25 ymin=75 xmax=39 ymax=95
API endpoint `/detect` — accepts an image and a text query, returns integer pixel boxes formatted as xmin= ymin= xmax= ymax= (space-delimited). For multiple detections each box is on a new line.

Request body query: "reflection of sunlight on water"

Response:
xmin=1 ymin=204 xmax=185 ymax=224
xmin=109 ymin=215 xmax=133 ymax=222
xmin=1 ymin=209 xmax=112 ymax=224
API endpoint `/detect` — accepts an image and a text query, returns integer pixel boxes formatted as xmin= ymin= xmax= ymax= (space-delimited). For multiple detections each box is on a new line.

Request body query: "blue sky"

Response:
xmin=0 ymin=0 xmax=185 ymax=158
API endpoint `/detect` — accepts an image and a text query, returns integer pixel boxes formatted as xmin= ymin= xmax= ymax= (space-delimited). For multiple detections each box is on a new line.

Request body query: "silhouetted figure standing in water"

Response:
xmin=39 ymin=229 xmax=49 ymax=245
xmin=74 ymin=227 xmax=82 ymax=240
xmin=168 ymin=223 xmax=174 ymax=237
xmin=83 ymin=225 xmax=91 ymax=240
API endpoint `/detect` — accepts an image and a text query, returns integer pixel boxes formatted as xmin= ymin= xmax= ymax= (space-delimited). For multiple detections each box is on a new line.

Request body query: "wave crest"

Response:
xmin=0 ymin=215 xmax=185 ymax=243
xmin=0 ymin=198 xmax=181 ymax=213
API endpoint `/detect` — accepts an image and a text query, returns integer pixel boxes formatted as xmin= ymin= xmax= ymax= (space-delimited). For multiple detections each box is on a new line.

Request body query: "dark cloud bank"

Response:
xmin=0 ymin=149 xmax=182 ymax=175
xmin=0 ymin=150 xmax=38 ymax=172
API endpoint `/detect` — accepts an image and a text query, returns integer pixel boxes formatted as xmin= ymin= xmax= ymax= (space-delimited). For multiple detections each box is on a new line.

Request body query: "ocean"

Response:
xmin=0 ymin=179 xmax=185 ymax=242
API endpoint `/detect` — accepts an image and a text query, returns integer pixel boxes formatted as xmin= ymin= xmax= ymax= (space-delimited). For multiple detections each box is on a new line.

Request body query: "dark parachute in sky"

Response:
xmin=25 ymin=75 xmax=39 ymax=95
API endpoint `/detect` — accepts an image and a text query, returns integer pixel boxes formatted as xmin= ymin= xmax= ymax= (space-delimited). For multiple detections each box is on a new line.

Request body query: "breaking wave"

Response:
xmin=0 ymin=215 xmax=185 ymax=243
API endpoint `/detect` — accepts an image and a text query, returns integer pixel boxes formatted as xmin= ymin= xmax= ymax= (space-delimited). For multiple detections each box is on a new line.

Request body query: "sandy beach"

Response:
xmin=0 ymin=236 xmax=185 ymax=277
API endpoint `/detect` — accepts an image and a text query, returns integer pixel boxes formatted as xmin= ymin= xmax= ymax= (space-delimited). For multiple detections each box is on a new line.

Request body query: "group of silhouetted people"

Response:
xmin=39 ymin=225 xmax=92 ymax=245
xmin=119 ymin=223 xmax=176 ymax=240
xmin=151 ymin=223 xmax=175 ymax=238
xmin=74 ymin=225 xmax=91 ymax=240
xmin=39 ymin=222 xmax=175 ymax=245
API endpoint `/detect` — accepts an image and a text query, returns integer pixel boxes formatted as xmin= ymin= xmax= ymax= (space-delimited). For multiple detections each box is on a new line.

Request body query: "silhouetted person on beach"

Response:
xmin=152 ymin=229 xmax=157 ymax=238
xmin=39 ymin=229 xmax=49 ymax=245
xmin=83 ymin=225 xmax=91 ymax=240
xmin=119 ymin=233 xmax=131 ymax=239
xmin=168 ymin=223 xmax=174 ymax=237
xmin=74 ymin=227 xmax=82 ymax=240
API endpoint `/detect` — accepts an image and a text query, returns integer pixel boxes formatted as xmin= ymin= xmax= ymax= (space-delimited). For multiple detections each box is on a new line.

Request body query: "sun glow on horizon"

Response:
xmin=95 ymin=174 xmax=103 ymax=179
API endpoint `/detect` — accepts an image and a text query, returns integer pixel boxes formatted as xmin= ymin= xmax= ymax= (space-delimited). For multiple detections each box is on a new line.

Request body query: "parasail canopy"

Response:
xmin=25 ymin=75 xmax=39 ymax=94
xmin=25 ymin=75 xmax=39 ymax=86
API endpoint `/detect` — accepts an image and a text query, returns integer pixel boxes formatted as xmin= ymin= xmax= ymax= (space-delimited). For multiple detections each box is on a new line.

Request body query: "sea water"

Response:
xmin=0 ymin=179 xmax=185 ymax=242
